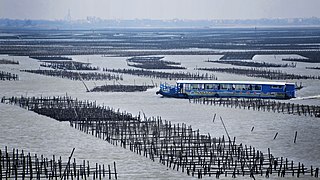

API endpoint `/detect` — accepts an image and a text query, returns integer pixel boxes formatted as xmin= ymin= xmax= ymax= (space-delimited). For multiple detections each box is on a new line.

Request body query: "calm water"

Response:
xmin=0 ymin=54 xmax=319 ymax=179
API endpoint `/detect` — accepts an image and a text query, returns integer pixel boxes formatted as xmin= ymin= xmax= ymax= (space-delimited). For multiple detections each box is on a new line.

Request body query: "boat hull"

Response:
xmin=156 ymin=90 xmax=291 ymax=99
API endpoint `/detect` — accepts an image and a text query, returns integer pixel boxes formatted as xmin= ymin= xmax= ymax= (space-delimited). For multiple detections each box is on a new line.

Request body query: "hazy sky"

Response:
xmin=1 ymin=0 xmax=320 ymax=20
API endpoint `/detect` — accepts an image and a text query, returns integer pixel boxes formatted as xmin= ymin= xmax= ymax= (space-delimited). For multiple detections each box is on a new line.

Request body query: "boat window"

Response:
xmin=185 ymin=84 xmax=191 ymax=90
xmin=235 ymin=84 xmax=246 ymax=90
xmin=245 ymin=84 xmax=253 ymax=90
xmin=205 ymin=84 xmax=214 ymax=89
xmin=220 ymin=84 xmax=232 ymax=90
xmin=220 ymin=84 xmax=226 ymax=90
xmin=191 ymin=83 xmax=200 ymax=90
xmin=272 ymin=85 xmax=283 ymax=89
xmin=254 ymin=85 xmax=262 ymax=91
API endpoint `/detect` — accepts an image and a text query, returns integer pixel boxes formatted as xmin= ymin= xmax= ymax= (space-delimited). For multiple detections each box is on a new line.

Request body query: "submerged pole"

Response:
xmin=61 ymin=148 xmax=76 ymax=180
xmin=294 ymin=131 xmax=298 ymax=143
xmin=220 ymin=116 xmax=230 ymax=139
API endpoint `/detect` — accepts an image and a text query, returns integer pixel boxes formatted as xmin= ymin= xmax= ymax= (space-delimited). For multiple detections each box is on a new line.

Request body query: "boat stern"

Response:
xmin=156 ymin=83 xmax=186 ymax=98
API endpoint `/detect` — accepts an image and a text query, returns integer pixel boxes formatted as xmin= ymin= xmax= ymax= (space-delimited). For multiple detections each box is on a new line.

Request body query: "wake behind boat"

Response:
xmin=156 ymin=80 xmax=295 ymax=99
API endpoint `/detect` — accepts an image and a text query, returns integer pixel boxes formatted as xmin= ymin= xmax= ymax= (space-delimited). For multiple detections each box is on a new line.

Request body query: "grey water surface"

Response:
xmin=0 ymin=54 xmax=319 ymax=179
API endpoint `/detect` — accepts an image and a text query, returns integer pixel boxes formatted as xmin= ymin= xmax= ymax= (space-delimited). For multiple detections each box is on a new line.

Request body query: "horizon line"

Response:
xmin=1 ymin=16 xmax=320 ymax=22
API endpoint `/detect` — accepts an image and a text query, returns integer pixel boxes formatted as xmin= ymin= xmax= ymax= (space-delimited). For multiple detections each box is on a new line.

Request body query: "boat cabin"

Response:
xmin=156 ymin=80 xmax=295 ymax=99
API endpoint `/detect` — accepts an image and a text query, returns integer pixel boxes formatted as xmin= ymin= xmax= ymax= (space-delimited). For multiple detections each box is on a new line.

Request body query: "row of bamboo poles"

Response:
xmin=90 ymin=84 xmax=155 ymax=92
xmin=1 ymin=96 xmax=319 ymax=179
xmin=190 ymin=98 xmax=320 ymax=118
xmin=20 ymin=70 xmax=122 ymax=81
xmin=0 ymin=59 xmax=19 ymax=65
xmin=0 ymin=147 xmax=117 ymax=179
xmin=103 ymin=68 xmax=218 ymax=80
xmin=197 ymin=67 xmax=320 ymax=80
xmin=0 ymin=71 xmax=19 ymax=81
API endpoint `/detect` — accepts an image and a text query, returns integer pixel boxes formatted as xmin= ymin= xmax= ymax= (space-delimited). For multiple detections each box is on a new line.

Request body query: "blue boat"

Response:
xmin=156 ymin=80 xmax=295 ymax=99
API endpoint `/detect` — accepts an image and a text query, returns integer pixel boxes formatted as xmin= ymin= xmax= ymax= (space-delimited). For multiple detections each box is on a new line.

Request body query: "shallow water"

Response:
xmin=0 ymin=54 xmax=319 ymax=179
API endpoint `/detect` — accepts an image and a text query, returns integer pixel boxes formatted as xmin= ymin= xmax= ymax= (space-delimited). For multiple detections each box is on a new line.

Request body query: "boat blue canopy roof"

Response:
xmin=176 ymin=80 xmax=294 ymax=86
